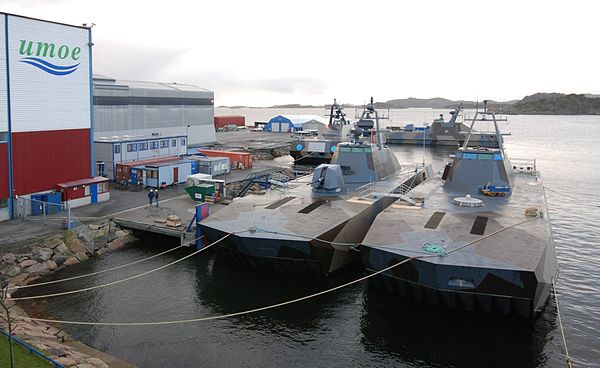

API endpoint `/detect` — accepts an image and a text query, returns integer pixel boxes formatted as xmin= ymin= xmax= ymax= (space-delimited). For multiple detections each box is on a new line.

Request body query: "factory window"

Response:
xmin=172 ymin=139 xmax=177 ymax=147
xmin=150 ymin=141 xmax=159 ymax=150
xmin=114 ymin=145 xmax=120 ymax=154
xmin=181 ymin=138 xmax=186 ymax=146
xmin=127 ymin=143 xmax=137 ymax=152
xmin=0 ymin=132 xmax=7 ymax=142
xmin=160 ymin=140 xmax=169 ymax=148
xmin=98 ymin=182 xmax=109 ymax=193
xmin=139 ymin=142 xmax=148 ymax=151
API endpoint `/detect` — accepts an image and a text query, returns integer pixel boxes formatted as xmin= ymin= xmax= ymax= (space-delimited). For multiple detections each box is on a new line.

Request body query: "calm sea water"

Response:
xmin=18 ymin=109 xmax=600 ymax=367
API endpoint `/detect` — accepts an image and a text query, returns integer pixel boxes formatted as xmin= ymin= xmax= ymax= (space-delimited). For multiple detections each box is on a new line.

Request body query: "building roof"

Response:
xmin=56 ymin=177 xmax=109 ymax=188
xmin=92 ymin=75 xmax=213 ymax=93
xmin=95 ymin=134 xmax=187 ymax=143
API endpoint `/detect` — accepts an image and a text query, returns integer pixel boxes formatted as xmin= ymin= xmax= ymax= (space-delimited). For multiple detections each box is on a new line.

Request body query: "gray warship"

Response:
xmin=289 ymin=99 xmax=353 ymax=166
xmin=200 ymin=98 xmax=430 ymax=275
xmin=361 ymin=102 xmax=558 ymax=317
xmin=386 ymin=105 xmax=501 ymax=148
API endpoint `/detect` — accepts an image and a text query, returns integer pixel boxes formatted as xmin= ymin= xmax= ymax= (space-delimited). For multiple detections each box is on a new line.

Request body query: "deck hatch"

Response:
xmin=298 ymin=200 xmax=327 ymax=214
xmin=424 ymin=212 xmax=446 ymax=229
xmin=265 ymin=196 xmax=296 ymax=210
xmin=470 ymin=216 xmax=489 ymax=235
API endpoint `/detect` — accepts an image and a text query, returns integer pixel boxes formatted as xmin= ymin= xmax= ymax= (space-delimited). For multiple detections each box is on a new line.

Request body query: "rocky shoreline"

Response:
xmin=1 ymin=221 xmax=138 ymax=368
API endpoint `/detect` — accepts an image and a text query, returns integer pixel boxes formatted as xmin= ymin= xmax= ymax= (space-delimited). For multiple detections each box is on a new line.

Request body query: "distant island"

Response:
xmin=218 ymin=93 xmax=600 ymax=115
xmin=496 ymin=93 xmax=600 ymax=115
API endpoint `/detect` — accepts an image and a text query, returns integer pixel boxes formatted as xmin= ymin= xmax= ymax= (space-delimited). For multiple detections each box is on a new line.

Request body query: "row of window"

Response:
xmin=116 ymin=138 xmax=187 ymax=154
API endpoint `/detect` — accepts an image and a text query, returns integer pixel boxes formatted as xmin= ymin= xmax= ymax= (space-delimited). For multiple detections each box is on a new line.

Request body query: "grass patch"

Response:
xmin=0 ymin=334 xmax=54 ymax=368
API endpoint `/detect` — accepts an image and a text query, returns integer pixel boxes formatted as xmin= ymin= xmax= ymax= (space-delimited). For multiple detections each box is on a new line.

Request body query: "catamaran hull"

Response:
xmin=360 ymin=247 xmax=553 ymax=318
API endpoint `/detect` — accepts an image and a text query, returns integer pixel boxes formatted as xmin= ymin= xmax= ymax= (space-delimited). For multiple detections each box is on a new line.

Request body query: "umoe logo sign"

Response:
xmin=18 ymin=40 xmax=81 ymax=76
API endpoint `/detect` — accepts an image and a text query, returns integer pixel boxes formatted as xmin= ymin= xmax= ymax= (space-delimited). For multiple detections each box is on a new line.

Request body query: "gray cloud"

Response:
xmin=93 ymin=40 xmax=186 ymax=81
xmin=176 ymin=71 xmax=327 ymax=95
xmin=244 ymin=78 xmax=328 ymax=94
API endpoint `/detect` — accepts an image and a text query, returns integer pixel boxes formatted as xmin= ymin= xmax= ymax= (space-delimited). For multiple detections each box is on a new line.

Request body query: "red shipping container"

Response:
xmin=214 ymin=116 xmax=245 ymax=129
xmin=196 ymin=149 xmax=253 ymax=169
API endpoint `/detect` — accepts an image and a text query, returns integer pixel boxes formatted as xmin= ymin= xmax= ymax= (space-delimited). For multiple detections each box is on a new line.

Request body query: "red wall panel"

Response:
xmin=12 ymin=129 xmax=91 ymax=195
xmin=0 ymin=143 xmax=8 ymax=200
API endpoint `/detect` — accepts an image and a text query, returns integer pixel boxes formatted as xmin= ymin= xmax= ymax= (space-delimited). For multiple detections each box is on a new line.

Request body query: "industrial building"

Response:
xmin=93 ymin=75 xmax=216 ymax=146
xmin=0 ymin=13 xmax=94 ymax=221
xmin=264 ymin=115 xmax=325 ymax=132
xmin=94 ymin=134 xmax=188 ymax=180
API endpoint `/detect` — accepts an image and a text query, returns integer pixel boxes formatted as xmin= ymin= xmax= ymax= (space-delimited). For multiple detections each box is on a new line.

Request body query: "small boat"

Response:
xmin=361 ymin=101 xmax=558 ymax=317
xmin=385 ymin=104 xmax=502 ymax=148
xmin=200 ymin=98 xmax=431 ymax=275
xmin=289 ymin=99 xmax=353 ymax=166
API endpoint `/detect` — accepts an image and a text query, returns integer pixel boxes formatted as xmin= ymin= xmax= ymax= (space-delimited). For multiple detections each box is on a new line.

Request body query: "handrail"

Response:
xmin=0 ymin=328 xmax=66 ymax=367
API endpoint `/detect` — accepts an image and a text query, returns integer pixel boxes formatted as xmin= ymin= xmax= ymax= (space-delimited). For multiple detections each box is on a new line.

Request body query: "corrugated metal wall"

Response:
xmin=0 ymin=15 xmax=8 ymax=133
xmin=93 ymin=78 xmax=216 ymax=145
xmin=12 ymin=129 xmax=91 ymax=195
xmin=0 ymin=143 xmax=8 ymax=199
xmin=7 ymin=15 xmax=91 ymax=133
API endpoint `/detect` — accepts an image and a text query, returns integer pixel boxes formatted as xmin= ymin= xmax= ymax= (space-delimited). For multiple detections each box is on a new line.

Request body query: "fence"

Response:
xmin=14 ymin=196 xmax=95 ymax=253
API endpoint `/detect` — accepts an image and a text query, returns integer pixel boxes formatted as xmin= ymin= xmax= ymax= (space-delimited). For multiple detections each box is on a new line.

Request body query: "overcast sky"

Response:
xmin=3 ymin=0 xmax=599 ymax=106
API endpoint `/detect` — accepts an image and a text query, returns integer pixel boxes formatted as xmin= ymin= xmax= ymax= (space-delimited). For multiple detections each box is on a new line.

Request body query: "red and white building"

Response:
xmin=0 ymin=13 xmax=94 ymax=221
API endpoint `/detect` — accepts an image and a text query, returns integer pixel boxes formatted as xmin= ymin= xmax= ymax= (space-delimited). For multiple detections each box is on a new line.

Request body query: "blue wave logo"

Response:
xmin=19 ymin=57 xmax=79 ymax=76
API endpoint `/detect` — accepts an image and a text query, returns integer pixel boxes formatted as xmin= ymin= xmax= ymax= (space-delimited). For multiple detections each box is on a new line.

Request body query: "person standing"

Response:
xmin=154 ymin=188 xmax=159 ymax=207
xmin=148 ymin=189 xmax=155 ymax=206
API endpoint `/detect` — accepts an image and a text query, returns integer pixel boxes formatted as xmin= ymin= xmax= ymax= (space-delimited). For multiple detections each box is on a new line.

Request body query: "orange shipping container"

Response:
xmin=196 ymin=149 xmax=253 ymax=169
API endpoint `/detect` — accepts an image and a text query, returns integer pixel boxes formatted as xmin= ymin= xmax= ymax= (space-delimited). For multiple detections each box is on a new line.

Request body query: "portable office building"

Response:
xmin=195 ymin=157 xmax=230 ymax=176
xmin=145 ymin=160 xmax=192 ymax=188
xmin=56 ymin=177 xmax=110 ymax=208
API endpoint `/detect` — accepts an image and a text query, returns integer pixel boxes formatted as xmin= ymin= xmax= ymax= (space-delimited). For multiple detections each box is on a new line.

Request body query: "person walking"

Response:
xmin=154 ymin=188 xmax=159 ymax=207
xmin=147 ymin=189 xmax=155 ymax=206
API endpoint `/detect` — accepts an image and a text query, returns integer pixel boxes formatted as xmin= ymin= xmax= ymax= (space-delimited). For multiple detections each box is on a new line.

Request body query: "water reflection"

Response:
xmin=359 ymin=287 xmax=556 ymax=368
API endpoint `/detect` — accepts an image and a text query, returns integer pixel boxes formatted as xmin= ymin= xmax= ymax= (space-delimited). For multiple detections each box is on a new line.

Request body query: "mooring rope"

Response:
xmin=7 ymin=243 xmax=187 ymax=291
xmin=18 ymin=254 xmax=430 ymax=326
xmin=552 ymin=278 xmax=574 ymax=368
xmin=7 ymin=233 xmax=233 ymax=301
xmin=14 ymin=214 xmax=549 ymax=325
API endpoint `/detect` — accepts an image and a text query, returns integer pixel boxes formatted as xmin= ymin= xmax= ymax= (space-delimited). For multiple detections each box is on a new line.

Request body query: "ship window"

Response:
xmin=298 ymin=200 xmax=327 ymax=214
xmin=139 ymin=142 xmax=148 ymax=151
xmin=479 ymin=153 xmax=493 ymax=160
xmin=463 ymin=153 xmax=477 ymax=160
xmin=470 ymin=216 xmax=489 ymax=235
xmin=265 ymin=196 xmax=296 ymax=210
xmin=494 ymin=153 xmax=503 ymax=160
xmin=341 ymin=146 xmax=352 ymax=152
xmin=114 ymin=145 xmax=120 ymax=154
xmin=448 ymin=277 xmax=475 ymax=288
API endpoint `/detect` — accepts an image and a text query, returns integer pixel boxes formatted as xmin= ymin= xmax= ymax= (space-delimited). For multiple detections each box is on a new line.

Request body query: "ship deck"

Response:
xmin=363 ymin=171 xmax=556 ymax=274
